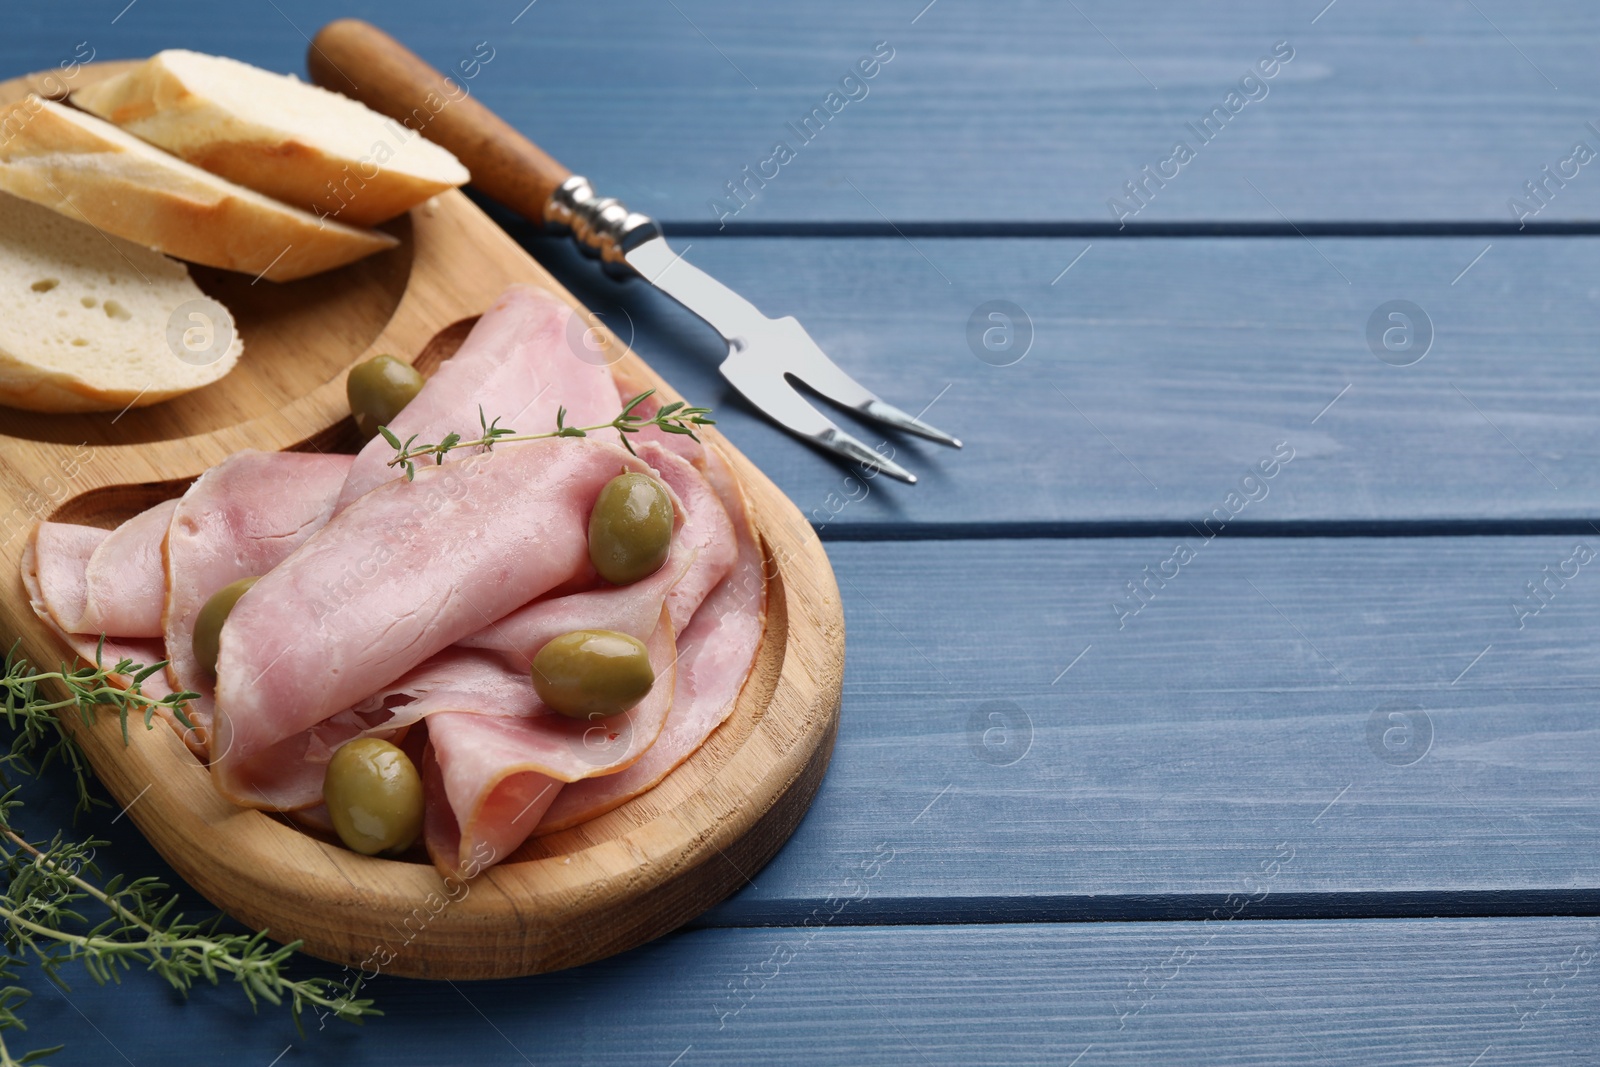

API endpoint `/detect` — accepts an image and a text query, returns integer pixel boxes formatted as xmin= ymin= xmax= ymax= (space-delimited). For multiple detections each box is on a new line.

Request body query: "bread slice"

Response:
xmin=0 ymin=191 xmax=243 ymax=413
xmin=0 ymin=97 xmax=397 ymax=282
xmin=73 ymin=50 xmax=469 ymax=227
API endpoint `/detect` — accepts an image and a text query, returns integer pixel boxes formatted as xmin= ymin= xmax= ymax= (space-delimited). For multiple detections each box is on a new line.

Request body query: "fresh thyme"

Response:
xmin=380 ymin=389 xmax=715 ymax=480
xmin=0 ymin=813 xmax=376 ymax=1063
xmin=2 ymin=638 xmax=199 ymax=761
xmin=0 ymin=642 xmax=377 ymax=1061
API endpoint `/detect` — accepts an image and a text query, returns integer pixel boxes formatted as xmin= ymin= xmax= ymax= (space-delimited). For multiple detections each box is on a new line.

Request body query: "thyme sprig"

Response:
xmin=0 ymin=642 xmax=377 ymax=1061
xmin=2 ymin=639 xmax=199 ymax=748
xmin=0 ymin=815 xmax=375 ymax=1042
xmin=381 ymin=389 xmax=715 ymax=480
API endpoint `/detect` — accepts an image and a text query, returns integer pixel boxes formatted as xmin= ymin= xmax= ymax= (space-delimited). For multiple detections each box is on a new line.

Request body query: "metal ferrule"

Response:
xmin=545 ymin=175 xmax=661 ymax=277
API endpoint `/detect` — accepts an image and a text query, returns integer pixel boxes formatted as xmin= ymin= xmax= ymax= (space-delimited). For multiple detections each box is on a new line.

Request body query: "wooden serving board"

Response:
xmin=0 ymin=64 xmax=842 ymax=979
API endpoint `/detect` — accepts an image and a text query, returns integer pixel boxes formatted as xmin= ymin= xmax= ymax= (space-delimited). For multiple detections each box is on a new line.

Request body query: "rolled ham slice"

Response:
xmin=77 ymin=498 xmax=178 ymax=638
xmin=222 ymin=442 xmax=730 ymax=813
xmin=32 ymin=499 xmax=178 ymax=638
xmin=421 ymin=745 xmax=533 ymax=878
xmin=21 ymin=529 xmax=175 ymax=706
xmin=647 ymin=443 xmax=737 ymax=634
xmin=423 ymin=608 xmax=675 ymax=876
xmin=337 ymin=284 xmax=621 ymax=509
xmin=164 ymin=451 xmax=353 ymax=751
xmin=539 ymin=445 xmax=767 ymax=833
xmin=415 ymin=444 xmax=737 ymax=874
xmin=211 ymin=438 xmax=655 ymax=805
xmin=30 ymin=521 xmax=109 ymax=636
xmin=455 ymin=552 xmax=691 ymax=673
xmin=457 ymin=441 xmax=733 ymax=668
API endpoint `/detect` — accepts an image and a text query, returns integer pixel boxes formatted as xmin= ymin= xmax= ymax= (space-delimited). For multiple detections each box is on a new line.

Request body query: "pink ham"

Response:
xmin=423 ymin=609 xmax=675 ymax=876
xmin=163 ymin=451 xmax=353 ymax=752
xmin=454 ymin=554 xmax=689 ymax=672
xmin=211 ymin=438 xmax=655 ymax=806
xmin=223 ymin=649 xmax=539 ymax=811
xmin=337 ymin=284 xmax=621 ymax=509
xmin=647 ymin=444 xmax=737 ymax=634
xmin=20 ymin=530 xmax=175 ymax=706
xmin=415 ymin=445 xmax=736 ymax=873
xmin=458 ymin=441 xmax=734 ymax=668
xmin=30 ymin=521 xmax=109 ymax=636
xmin=226 ymin=607 xmax=674 ymax=814
xmin=78 ymin=498 xmax=178 ymax=638
xmin=259 ymin=444 xmax=723 ymax=819
xmin=539 ymin=445 xmax=767 ymax=833
xmin=32 ymin=500 xmax=177 ymax=638
xmin=421 ymin=745 xmax=528 ymax=877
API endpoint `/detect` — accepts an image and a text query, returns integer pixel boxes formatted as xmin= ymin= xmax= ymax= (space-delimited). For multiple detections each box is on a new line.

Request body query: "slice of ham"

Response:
xmin=415 ymin=443 xmax=736 ymax=874
xmin=337 ymin=284 xmax=620 ymax=509
xmin=646 ymin=443 xmax=737 ymax=634
xmin=30 ymin=521 xmax=109 ymax=636
xmin=211 ymin=438 xmax=655 ymax=806
xmin=451 ymin=556 xmax=687 ymax=672
xmin=21 ymin=529 xmax=175 ymax=706
xmin=457 ymin=441 xmax=734 ymax=668
xmin=32 ymin=500 xmax=177 ymax=638
xmin=423 ymin=608 xmax=675 ymax=876
xmin=224 ymin=605 xmax=676 ymax=813
xmin=77 ymin=498 xmax=178 ymax=638
xmin=421 ymin=744 xmax=523 ymax=878
xmin=539 ymin=444 xmax=767 ymax=833
xmin=163 ymin=451 xmax=353 ymax=751
xmin=214 ymin=441 xmax=731 ymax=814
xmin=224 ymin=649 xmax=534 ymax=811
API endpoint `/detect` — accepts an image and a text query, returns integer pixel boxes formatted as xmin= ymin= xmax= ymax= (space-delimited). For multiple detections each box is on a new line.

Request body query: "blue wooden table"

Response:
xmin=6 ymin=1 xmax=1600 ymax=1063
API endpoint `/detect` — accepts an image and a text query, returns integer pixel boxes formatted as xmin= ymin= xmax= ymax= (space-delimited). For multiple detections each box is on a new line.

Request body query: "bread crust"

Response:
xmin=0 ymin=98 xmax=398 ymax=282
xmin=72 ymin=52 xmax=466 ymax=227
xmin=0 ymin=352 xmax=216 ymax=413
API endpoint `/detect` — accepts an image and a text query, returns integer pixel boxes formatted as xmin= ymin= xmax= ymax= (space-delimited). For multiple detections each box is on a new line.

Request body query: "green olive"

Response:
xmin=323 ymin=737 xmax=424 ymax=855
xmin=347 ymin=354 xmax=424 ymax=440
xmin=530 ymin=629 xmax=655 ymax=720
xmin=192 ymin=576 xmax=258 ymax=676
xmin=588 ymin=472 xmax=673 ymax=585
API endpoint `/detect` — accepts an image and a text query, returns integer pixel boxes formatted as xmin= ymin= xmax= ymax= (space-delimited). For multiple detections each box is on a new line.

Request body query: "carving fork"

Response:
xmin=309 ymin=19 xmax=960 ymax=483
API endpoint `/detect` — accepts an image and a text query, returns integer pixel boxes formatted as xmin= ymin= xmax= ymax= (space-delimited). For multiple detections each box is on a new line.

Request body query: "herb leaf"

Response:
xmin=384 ymin=391 xmax=715 ymax=472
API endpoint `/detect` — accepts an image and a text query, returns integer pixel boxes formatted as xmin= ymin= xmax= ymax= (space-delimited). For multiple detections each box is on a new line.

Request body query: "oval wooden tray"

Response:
xmin=0 ymin=64 xmax=841 ymax=979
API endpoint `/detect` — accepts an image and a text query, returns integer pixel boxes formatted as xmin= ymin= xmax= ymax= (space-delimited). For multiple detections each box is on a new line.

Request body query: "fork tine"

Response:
xmin=721 ymin=349 xmax=919 ymax=483
xmin=816 ymin=427 xmax=919 ymax=484
xmin=778 ymin=335 xmax=962 ymax=448
xmin=856 ymin=398 xmax=964 ymax=449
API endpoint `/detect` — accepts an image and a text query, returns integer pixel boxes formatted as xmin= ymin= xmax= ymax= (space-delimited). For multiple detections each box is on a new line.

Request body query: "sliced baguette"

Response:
xmin=0 ymin=97 xmax=397 ymax=282
xmin=73 ymin=50 xmax=469 ymax=227
xmin=0 ymin=191 xmax=243 ymax=413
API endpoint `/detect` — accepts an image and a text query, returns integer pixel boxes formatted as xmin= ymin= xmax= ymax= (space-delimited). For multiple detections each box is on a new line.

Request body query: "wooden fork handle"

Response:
xmin=309 ymin=19 xmax=571 ymax=225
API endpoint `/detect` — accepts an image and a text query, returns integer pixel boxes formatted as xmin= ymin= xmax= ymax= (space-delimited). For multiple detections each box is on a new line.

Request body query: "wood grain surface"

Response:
xmin=521 ymin=233 xmax=1600 ymax=530
xmin=0 ymin=63 xmax=843 ymax=980
xmin=4 ymin=1 xmax=1597 ymax=226
xmin=23 ymin=917 xmax=1600 ymax=1066
xmin=704 ymin=536 xmax=1600 ymax=923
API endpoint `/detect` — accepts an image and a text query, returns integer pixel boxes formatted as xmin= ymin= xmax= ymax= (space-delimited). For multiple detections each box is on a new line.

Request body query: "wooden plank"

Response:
xmin=13 ymin=536 xmax=1596 ymax=931
xmin=698 ymin=535 xmax=1600 ymax=923
xmin=28 ymin=918 xmax=1600 ymax=1065
xmin=526 ymin=233 xmax=1600 ymax=530
xmin=9 ymin=1 xmax=1600 ymax=225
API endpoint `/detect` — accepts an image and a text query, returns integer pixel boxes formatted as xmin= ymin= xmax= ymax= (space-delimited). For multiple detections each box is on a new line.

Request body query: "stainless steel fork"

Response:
xmin=312 ymin=20 xmax=961 ymax=484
